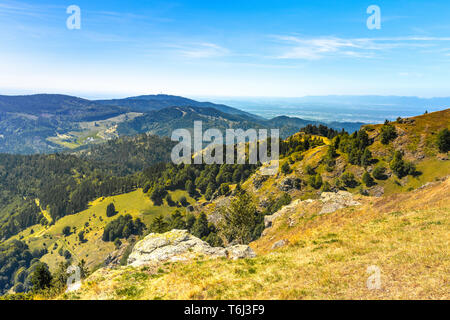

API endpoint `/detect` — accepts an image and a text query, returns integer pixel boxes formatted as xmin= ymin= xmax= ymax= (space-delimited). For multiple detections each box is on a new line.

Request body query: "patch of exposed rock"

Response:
xmin=127 ymin=229 xmax=256 ymax=267
xmin=319 ymin=191 xmax=361 ymax=214
xmin=264 ymin=199 xmax=302 ymax=229
xmin=370 ymin=185 xmax=385 ymax=197
xmin=271 ymin=239 xmax=289 ymax=250
xmin=253 ymin=175 xmax=268 ymax=190
xmin=278 ymin=177 xmax=302 ymax=192
xmin=104 ymin=244 xmax=128 ymax=268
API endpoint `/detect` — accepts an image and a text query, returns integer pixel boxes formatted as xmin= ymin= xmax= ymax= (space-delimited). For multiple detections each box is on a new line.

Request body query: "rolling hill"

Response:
xmin=0 ymin=93 xmax=363 ymax=154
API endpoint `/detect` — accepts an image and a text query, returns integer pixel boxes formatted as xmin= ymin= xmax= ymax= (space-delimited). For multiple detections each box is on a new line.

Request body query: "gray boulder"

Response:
xmin=127 ymin=229 xmax=255 ymax=267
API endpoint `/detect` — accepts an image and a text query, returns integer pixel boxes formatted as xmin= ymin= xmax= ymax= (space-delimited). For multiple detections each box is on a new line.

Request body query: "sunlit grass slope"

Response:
xmin=9 ymin=189 xmax=194 ymax=271
xmin=62 ymin=177 xmax=449 ymax=300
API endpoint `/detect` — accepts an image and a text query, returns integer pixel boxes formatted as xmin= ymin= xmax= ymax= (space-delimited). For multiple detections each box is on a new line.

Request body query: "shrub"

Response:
xmin=341 ymin=172 xmax=358 ymax=188
xmin=437 ymin=128 xmax=450 ymax=153
xmin=31 ymin=263 xmax=52 ymax=291
xmin=281 ymin=162 xmax=291 ymax=175
xmin=305 ymin=165 xmax=315 ymax=175
xmin=106 ymin=203 xmax=117 ymax=217
xmin=218 ymin=189 xmax=259 ymax=245
xmin=380 ymin=124 xmax=397 ymax=144
xmin=62 ymin=226 xmax=71 ymax=236
xmin=390 ymin=151 xmax=417 ymax=178
xmin=309 ymin=174 xmax=323 ymax=189
xmin=102 ymin=214 xmax=145 ymax=242
xmin=372 ymin=165 xmax=387 ymax=180
xmin=114 ymin=238 xmax=122 ymax=249
xmin=150 ymin=187 xmax=167 ymax=206
xmin=78 ymin=231 xmax=85 ymax=243
xmin=362 ymin=172 xmax=375 ymax=187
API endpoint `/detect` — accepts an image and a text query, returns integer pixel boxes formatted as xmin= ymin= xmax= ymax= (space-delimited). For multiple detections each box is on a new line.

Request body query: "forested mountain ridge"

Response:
xmin=95 ymin=94 xmax=261 ymax=119
xmin=0 ymin=93 xmax=363 ymax=154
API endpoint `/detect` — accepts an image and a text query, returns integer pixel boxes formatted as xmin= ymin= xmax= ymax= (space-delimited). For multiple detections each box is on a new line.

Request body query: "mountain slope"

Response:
xmin=0 ymin=109 xmax=448 ymax=299
xmin=61 ymin=176 xmax=449 ymax=300
xmin=0 ymin=93 xmax=363 ymax=154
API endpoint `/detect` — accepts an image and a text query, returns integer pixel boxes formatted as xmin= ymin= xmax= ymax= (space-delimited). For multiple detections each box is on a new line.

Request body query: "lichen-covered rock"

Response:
xmin=264 ymin=199 xmax=302 ymax=228
xmin=319 ymin=191 xmax=361 ymax=214
xmin=226 ymin=245 xmax=256 ymax=260
xmin=127 ymin=229 xmax=255 ymax=267
xmin=271 ymin=239 xmax=289 ymax=250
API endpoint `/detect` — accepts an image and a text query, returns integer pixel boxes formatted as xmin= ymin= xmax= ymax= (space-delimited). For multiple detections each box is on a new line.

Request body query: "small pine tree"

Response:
xmin=360 ymin=148 xmax=373 ymax=167
xmin=362 ymin=172 xmax=375 ymax=187
xmin=191 ymin=213 xmax=209 ymax=239
xmin=106 ymin=203 xmax=117 ymax=217
xmin=62 ymin=226 xmax=71 ymax=236
xmin=31 ymin=263 xmax=52 ymax=292
xmin=437 ymin=128 xmax=450 ymax=153
xmin=150 ymin=215 xmax=168 ymax=234
xmin=372 ymin=165 xmax=387 ymax=180
xmin=281 ymin=162 xmax=291 ymax=175
xmin=218 ymin=189 xmax=257 ymax=245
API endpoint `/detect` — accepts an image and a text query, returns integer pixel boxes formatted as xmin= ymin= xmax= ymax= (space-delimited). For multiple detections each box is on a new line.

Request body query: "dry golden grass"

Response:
xmin=64 ymin=178 xmax=449 ymax=300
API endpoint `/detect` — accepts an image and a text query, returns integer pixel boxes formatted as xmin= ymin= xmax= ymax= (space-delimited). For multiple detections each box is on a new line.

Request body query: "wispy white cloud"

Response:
xmin=273 ymin=35 xmax=450 ymax=60
xmin=174 ymin=42 xmax=230 ymax=59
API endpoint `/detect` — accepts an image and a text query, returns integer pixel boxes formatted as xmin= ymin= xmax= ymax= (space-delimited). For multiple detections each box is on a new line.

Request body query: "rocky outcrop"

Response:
xmin=278 ymin=177 xmax=301 ymax=192
xmin=127 ymin=229 xmax=255 ymax=267
xmin=319 ymin=191 xmax=361 ymax=214
xmin=271 ymin=239 xmax=289 ymax=250
xmin=104 ymin=244 xmax=128 ymax=267
xmin=264 ymin=199 xmax=302 ymax=229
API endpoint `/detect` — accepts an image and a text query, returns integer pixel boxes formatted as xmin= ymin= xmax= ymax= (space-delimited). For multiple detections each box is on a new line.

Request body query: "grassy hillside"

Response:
xmin=8 ymin=189 xmax=194 ymax=271
xmin=1 ymin=108 xmax=448 ymax=299
xmin=59 ymin=177 xmax=449 ymax=300
xmin=240 ymin=109 xmax=450 ymax=207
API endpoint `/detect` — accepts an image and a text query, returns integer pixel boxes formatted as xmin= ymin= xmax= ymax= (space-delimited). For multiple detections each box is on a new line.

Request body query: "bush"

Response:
xmin=309 ymin=174 xmax=323 ymax=189
xmin=102 ymin=214 xmax=145 ymax=242
xmin=340 ymin=172 xmax=358 ymax=188
xmin=191 ymin=213 xmax=209 ymax=239
xmin=362 ymin=172 xmax=375 ymax=187
xmin=114 ymin=238 xmax=122 ymax=249
xmin=380 ymin=124 xmax=397 ymax=144
xmin=106 ymin=203 xmax=117 ymax=217
xmin=263 ymin=193 xmax=292 ymax=216
xmin=150 ymin=187 xmax=167 ymax=206
xmin=78 ymin=231 xmax=85 ymax=243
xmin=31 ymin=263 xmax=52 ymax=291
xmin=218 ymin=189 xmax=259 ymax=245
xmin=281 ymin=162 xmax=291 ymax=175
xmin=62 ymin=226 xmax=71 ymax=236
xmin=305 ymin=165 xmax=315 ymax=175
xmin=390 ymin=151 xmax=416 ymax=178
xmin=437 ymin=128 xmax=450 ymax=153
xmin=372 ymin=165 xmax=387 ymax=180
xmin=179 ymin=196 xmax=189 ymax=207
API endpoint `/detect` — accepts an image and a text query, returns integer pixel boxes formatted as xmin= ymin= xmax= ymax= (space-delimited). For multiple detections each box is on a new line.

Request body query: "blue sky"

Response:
xmin=1 ymin=0 xmax=450 ymax=98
